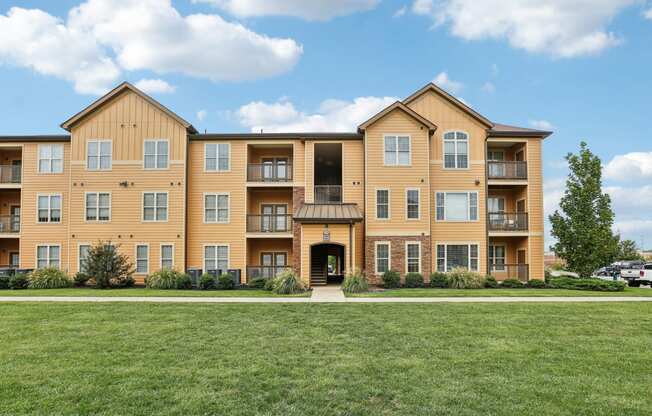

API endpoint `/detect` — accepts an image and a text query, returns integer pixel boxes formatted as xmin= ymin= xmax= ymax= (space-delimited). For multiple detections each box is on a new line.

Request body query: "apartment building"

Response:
xmin=0 ymin=82 xmax=550 ymax=285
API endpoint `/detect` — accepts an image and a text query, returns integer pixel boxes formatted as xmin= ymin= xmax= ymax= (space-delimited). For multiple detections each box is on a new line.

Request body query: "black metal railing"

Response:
xmin=246 ymin=214 xmax=293 ymax=233
xmin=489 ymin=263 xmax=529 ymax=282
xmin=247 ymin=163 xmax=293 ymax=182
xmin=247 ymin=266 xmax=291 ymax=280
xmin=314 ymin=185 xmax=342 ymax=204
xmin=0 ymin=165 xmax=21 ymax=184
xmin=487 ymin=212 xmax=528 ymax=231
xmin=0 ymin=215 xmax=20 ymax=233
xmin=487 ymin=161 xmax=527 ymax=179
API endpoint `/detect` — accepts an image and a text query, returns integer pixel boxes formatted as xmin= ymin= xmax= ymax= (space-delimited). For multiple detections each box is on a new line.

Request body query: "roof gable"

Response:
xmin=358 ymin=101 xmax=437 ymax=134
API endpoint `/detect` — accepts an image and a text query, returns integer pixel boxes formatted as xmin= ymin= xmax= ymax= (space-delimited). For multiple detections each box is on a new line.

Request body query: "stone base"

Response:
xmin=364 ymin=235 xmax=432 ymax=284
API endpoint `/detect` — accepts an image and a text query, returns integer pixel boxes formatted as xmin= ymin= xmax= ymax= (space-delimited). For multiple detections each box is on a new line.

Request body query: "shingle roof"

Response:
xmin=488 ymin=123 xmax=552 ymax=138
xmin=191 ymin=132 xmax=363 ymax=141
xmin=0 ymin=135 xmax=71 ymax=142
xmin=358 ymin=101 xmax=437 ymax=134
xmin=294 ymin=203 xmax=364 ymax=223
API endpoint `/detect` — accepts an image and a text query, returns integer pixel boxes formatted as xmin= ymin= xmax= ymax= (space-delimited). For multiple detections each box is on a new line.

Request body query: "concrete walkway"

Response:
xmin=310 ymin=285 xmax=346 ymax=302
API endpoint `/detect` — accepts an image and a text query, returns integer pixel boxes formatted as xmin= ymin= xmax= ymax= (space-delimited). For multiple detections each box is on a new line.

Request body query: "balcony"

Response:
xmin=488 ymin=212 xmax=528 ymax=232
xmin=246 ymin=214 xmax=293 ymax=234
xmin=489 ymin=263 xmax=529 ymax=282
xmin=0 ymin=215 xmax=20 ymax=234
xmin=247 ymin=163 xmax=292 ymax=183
xmin=0 ymin=165 xmax=21 ymax=184
xmin=246 ymin=266 xmax=291 ymax=280
xmin=487 ymin=161 xmax=527 ymax=180
xmin=314 ymin=185 xmax=342 ymax=204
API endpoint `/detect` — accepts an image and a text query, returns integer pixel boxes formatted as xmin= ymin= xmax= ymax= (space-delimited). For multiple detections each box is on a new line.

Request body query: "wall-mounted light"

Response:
xmin=475 ymin=179 xmax=480 ymax=186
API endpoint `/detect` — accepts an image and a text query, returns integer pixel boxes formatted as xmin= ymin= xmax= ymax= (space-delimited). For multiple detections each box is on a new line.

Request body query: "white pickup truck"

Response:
xmin=621 ymin=263 xmax=652 ymax=287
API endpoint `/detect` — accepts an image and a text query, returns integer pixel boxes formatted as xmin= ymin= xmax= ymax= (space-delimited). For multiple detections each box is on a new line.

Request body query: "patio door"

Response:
xmin=516 ymin=199 xmax=526 ymax=229
xmin=488 ymin=197 xmax=505 ymax=227
xmin=517 ymin=249 xmax=527 ymax=281
xmin=261 ymin=204 xmax=287 ymax=232
xmin=487 ymin=150 xmax=504 ymax=177
xmin=261 ymin=252 xmax=287 ymax=279
xmin=10 ymin=206 xmax=20 ymax=232
xmin=9 ymin=252 xmax=19 ymax=268
xmin=11 ymin=160 xmax=21 ymax=183
xmin=262 ymin=157 xmax=288 ymax=181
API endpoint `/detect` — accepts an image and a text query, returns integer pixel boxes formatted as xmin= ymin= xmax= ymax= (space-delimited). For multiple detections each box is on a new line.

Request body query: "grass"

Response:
xmin=1 ymin=302 xmax=651 ymax=415
xmin=348 ymin=287 xmax=652 ymax=297
xmin=0 ymin=287 xmax=309 ymax=297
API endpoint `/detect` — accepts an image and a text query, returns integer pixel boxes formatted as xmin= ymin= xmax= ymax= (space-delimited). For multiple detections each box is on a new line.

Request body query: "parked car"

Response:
xmin=593 ymin=266 xmax=621 ymax=281
xmin=620 ymin=262 xmax=652 ymax=287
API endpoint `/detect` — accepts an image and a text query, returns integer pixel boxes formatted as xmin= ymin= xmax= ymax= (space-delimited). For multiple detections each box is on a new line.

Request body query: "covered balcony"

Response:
xmin=247 ymin=144 xmax=293 ymax=184
xmin=246 ymin=238 xmax=293 ymax=281
xmin=487 ymin=212 xmax=528 ymax=232
xmin=246 ymin=188 xmax=293 ymax=237
xmin=314 ymin=143 xmax=342 ymax=203
xmin=488 ymin=237 xmax=529 ymax=281
xmin=487 ymin=142 xmax=527 ymax=181
xmin=0 ymin=147 xmax=22 ymax=186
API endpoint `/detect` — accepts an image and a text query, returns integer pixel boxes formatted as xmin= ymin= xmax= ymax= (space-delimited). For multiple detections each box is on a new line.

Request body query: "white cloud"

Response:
xmin=604 ymin=152 xmax=652 ymax=181
xmin=196 ymin=110 xmax=208 ymax=121
xmin=134 ymin=78 xmax=176 ymax=94
xmin=490 ymin=63 xmax=499 ymax=76
xmin=433 ymin=71 xmax=463 ymax=94
xmin=412 ymin=0 xmax=636 ymax=57
xmin=529 ymin=119 xmax=554 ymax=130
xmin=235 ymin=96 xmax=397 ymax=133
xmin=645 ymin=8 xmax=652 ymax=19
xmin=481 ymin=82 xmax=495 ymax=93
xmin=394 ymin=6 xmax=407 ymax=17
xmin=194 ymin=0 xmax=379 ymax=21
xmin=0 ymin=0 xmax=302 ymax=95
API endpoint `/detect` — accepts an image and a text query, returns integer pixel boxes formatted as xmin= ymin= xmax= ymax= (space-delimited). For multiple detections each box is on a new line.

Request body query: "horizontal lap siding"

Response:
xmin=527 ymin=139 xmax=544 ymax=279
xmin=247 ymin=239 xmax=293 ymax=265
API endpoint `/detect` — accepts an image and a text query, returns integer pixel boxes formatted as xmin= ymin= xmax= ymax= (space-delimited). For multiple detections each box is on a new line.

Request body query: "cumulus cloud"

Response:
xmin=604 ymin=152 xmax=652 ymax=181
xmin=529 ymin=120 xmax=554 ymax=130
xmin=193 ymin=0 xmax=379 ymax=20
xmin=0 ymin=0 xmax=302 ymax=94
xmin=394 ymin=6 xmax=408 ymax=17
xmin=196 ymin=110 xmax=208 ymax=121
xmin=134 ymin=78 xmax=176 ymax=94
xmin=645 ymin=8 xmax=652 ymax=19
xmin=235 ymin=96 xmax=397 ymax=133
xmin=481 ymin=82 xmax=495 ymax=93
xmin=412 ymin=0 xmax=637 ymax=57
xmin=433 ymin=71 xmax=463 ymax=94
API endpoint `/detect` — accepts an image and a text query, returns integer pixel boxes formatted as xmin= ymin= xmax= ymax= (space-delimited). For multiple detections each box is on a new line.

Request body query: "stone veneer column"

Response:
xmin=365 ymin=235 xmax=432 ymax=285
xmin=292 ymin=187 xmax=305 ymax=276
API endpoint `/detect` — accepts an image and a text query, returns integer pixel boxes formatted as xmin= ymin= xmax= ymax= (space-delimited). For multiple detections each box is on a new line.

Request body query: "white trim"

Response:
xmin=160 ymin=243 xmax=175 ymax=270
xmin=382 ymin=134 xmax=412 ymax=166
xmin=135 ymin=243 xmax=149 ymax=275
xmin=375 ymin=188 xmax=390 ymax=220
xmin=142 ymin=191 xmax=169 ymax=222
xmin=202 ymin=243 xmax=231 ymax=272
xmin=35 ymin=244 xmax=61 ymax=269
xmin=374 ymin=241 xmax=391 ymax=275
xmin=435 ymin=242 xmax=481 ymax=272
xmin=36 ymin=193 xmax=62 ymax=223
xmin=442 ymin=130 xmax=470 ymax=170
xmin=84 ymin=191 xmax=112 ymax=222
xmin=37 ymin=143 xmax=64 ymax=174
xmin=203 ymin=192 xmax=230 ymax=224
xmin=489 ymin=244 xmax=506 ymax=271
xmin=143 ymin=139 xmax=170 ymax=170
xmin=77 ymin=242 xmax=91 ymax=272
xmin=86 ymin=139 xmax=112 ymax=171
xmin=405 ymin=187 xmax=420 ymax=220
xmin=204 ymin=142 xmax=231 ymax=173
xmin=405 ymin=241 xmax=421 ymax=274
xmin=435 ymin=191 xmax=479 ymax=222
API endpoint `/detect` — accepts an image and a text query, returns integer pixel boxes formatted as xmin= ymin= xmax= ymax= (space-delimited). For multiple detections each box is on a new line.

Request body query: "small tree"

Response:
xmin=617 ymin=238 xmax=644 ymax=261
xmin=84 ymin=241 xmax=135 ymax=288
xmin=549 ymin=142 xmax=619 ymax=277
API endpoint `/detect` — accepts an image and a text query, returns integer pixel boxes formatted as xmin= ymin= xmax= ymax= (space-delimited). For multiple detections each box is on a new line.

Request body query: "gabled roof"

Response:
xmin=0 ymin=135 xmax=70 ymax=142
xmin=60 ymin=82 xmax=197 ymax=134
xmin=357 ymin=101 xmax=437 ymax=134
xmin=403 ymin=83 xmax=494 ymax=128
xmin=190 ymin=132 xmax=363 ymax=141
xmin=488 ymin=123 xmax=552 ymax=138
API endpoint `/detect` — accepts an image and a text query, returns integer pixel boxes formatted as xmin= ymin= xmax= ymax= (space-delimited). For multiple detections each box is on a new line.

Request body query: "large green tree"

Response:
xmin=617 ymin=238 xmax=644 ymax=261
xmin=549 ymin=142 xmax=618 ymax=277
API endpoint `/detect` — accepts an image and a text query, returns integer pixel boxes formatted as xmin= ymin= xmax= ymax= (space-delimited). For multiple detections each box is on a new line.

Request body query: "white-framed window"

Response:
xmin=435 ymin=192 xmax=478 ymax=221
xmin=79 ymin=244 xmax=90 ymax=272
xmin=375 ymin=242 xmax=390 ymax=274
xmin=204 ymin=193 xmax=229 ymax=223
xmin=85 ymin=192 xmax=111 ymax=221
xmin=37 ymin=245 xmax=60 ymax=268
xmin=38 ymin=144 xmax=64 ymax=173
xmin=136 ymin=244 xmax=149 ymax=274
xmin=161 ymin=244 xmax=174 ymax=269
xmin=384 ymin=135 xmax=411 ymax=166
xmin=436 ymin=243 xmax=479 ymax=272
xmin=376 ymin=189 xmax=390 ymax=219
xmin=204 ymin=245 xmax=229 ymax=272
xmin=406 ymin=242 xmax=421 ymax=273
xmin=144 ymin=140 xmax=169 ymax=169
xmin=443 ymin=131 xmax=469 ymax=169
xmin=37 ymin=194 xmax=61 ymax=223
xmin=489 ymin=245 xmax=506 ymax=271
xmin=205 ymin=143 xmax=230 ymax=172
xmin=87 ymin=140 xmax=112 ymax=170
xmin=143 ymin=192 xmax=168 ymax=221
xmin=406 ymin=188 xmax=419 ymax=220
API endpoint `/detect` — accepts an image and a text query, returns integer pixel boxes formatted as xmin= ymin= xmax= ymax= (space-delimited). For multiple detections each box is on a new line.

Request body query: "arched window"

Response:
xmin=443 ymin=131 xmax=468 ymax=169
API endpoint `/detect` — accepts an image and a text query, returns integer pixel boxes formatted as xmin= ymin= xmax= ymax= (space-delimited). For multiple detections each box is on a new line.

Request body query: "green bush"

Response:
xmin=74 ymin=272 xmax=90 ymax=287
xmin=429 ymin=272 xmax=448 ymax=288
xmin=9 ymin=273 xmax=29 ymax=290
xmin=199 ymin=273 xmax=216 ymax=290
xmin=271 ymin=270 xmax=305 ymax=295
xmin=544 ymin=269 xmax=552 ymax=283
xmin=446 ymin=268 xmax=485 ymax=289
xmin=547 ymin=277 xmax=625 ymax=292
xmin=216 ymin=273 xmax=235 ymax=290
xmin=28 ymin=268 xmax=73 ymax=289
xmin=381 ymin=270 xmax=401 ymax=289
xmin=527 ymin=279 xmax=546 ymax=288
xmin=500 ymin=278 xmax=524 ymax=288
xmin=484 ymin=275 xmax=498 ymax=288
xmin=146 ymin=269 xmax=191 ymax=289
xmin=84 ymin=242 xmax=135 ymax=288
xmin=342 ymin=270 xmax=368 ymax=293
xmin=264 ymin=278 xmax=276 ymax=291
xmin=404 ymin=273 xmax=424 ymax=288
xmin=248 ymin=277 xmax=267 ymax=289
xmin=0 ymin=275 xmax=9 ymax=290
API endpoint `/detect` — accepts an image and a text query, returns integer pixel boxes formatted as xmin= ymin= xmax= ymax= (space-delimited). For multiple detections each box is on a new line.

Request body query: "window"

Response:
xmin=204 ymin=193 xmax=229 ymax=223
xmin=376 ymin=189 xmax=389 ymax=219
xmin=406 ymin=242 xmax=420 ymax=273
xmin=87 ymin=140 xmax=112 ymax=170
xmin=161 ymin=245 xmax=174 ymax=269
xmin=144 ymin=140 xmax=169 ymax=169
xmin=38 ymin=144 xmax=63 ymax=173
xmin=443 ymin=132 xmax=468 ymax=168
xmin=489 ymin=245 xmax=506 ymax=271
xmin=37 ymin=194 xmax=61 ymax=223
xmin=406 ymin=189 xmax=419 ymax=219
xmin=435 ymin=192 xmax=478 ymax=221
xmin=85 ymin=193 xmax=111 ymax=221
xmin=79 ymin=244 xmax=90 ymax=272
xmin=205 ymin=143 xmax=230 ymax=171
xmin=204 ymin=245 xmax=229 ymax=272
xmin=143 ymin=192 xmax=167 ymax=221
xmin=136 ymin=245 xmax=148 ymax=274
xmin=375 ymin=242 xmax=390 ymax=274
xmin=37 ymin=245 xmax=60 ymax=268
xmin=436 ymin=243 xmax=479 ymax=272
xmin=384 ymin=135 xmax=410 ymax=166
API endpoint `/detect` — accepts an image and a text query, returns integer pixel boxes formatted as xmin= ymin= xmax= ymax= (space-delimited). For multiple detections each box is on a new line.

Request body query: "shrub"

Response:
xmin=404 ymin=273 xmax=424 ymax=288
xmin=176 ymin=273 xmax=192 ymax=290
xmin=28 ymin=268 xmax=73 ymax=289
xmin=146 ymin=269 xmax=191 ymax=290
xmin=500 ymin=278 xmax=524 ymax=288
xmin=84 ymin=242 xmax=135 ymax=289
xmin=429 ymin=272 xmax=448 ymax=288
xmin=264 ymin=277 xmax=276 ymax=291
xmin=527 ymin=279 xmax=546 ymax=289
xmin=381 ymin=270 xmax=401 ymax=289
xmin=199 ymin=273 xmax=216 ymax=290
xmin=9 ymin=273 xmax=29 ymax=290
xmin=74 ymin=272 xmax=90 ymax=287
xmin=547 ymin=277 xmax=625 ymax=292
xmin=216 ymin=273 xmax=235 ymax=290
xmin=544 ymin=269 xmax=552 ymax=283
xmin=272 ymin=270 xmax=305 ymax=295
xmin=446 ymin=268 xmax=485 ymax=289
xmin=248 ymin=277 xmax=267 ymax=289
xmin=0 ymin=275 xmax=9 ymax=290
xmin=342 ymin=270 xmax=368 ymax=294
xmin=484 ymin=275 xmax=498 ymax=288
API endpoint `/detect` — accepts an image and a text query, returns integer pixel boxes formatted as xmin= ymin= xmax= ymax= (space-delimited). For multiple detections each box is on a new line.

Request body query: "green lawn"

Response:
xmin=1 ymin=303 xmax=651 ymax=415
xmin=0 ymin=288 xmax=309 ymax=297
xmin=349 ymin=287 xmax=652 ymax=297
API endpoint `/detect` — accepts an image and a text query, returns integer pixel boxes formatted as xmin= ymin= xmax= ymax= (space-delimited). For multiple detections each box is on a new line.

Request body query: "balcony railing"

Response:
xmin=0 ymin=215 xmax=20 ymax=233
xmin=246 ymin=214 xmax=293 ymax=233
xmin=247 ymin=163 xmax=293 ymax=182
xmin=488 ymin=212 xmax=528 ymax=231
xmin=247 ymin=266 xmax=291 ymax=280
xmin=489 ymin=263 xmax=529 ymax=282
xmin=314 ymin=185 xmax=342 ymax=204
xmin=487 ymin=161 xmax=527 ymax=180
xmin=0 ymin=165 xmax=21 ymax=184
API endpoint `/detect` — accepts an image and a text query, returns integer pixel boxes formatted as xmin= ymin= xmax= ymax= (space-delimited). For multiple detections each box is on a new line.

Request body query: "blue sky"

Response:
xmin=1 ymin=0 xmax=652 ymax=248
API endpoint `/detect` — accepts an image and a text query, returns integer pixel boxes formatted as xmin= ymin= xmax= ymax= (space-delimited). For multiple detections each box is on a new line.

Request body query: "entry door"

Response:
xmin=11 ymin=160 xmax=21 ymax=183
xmin=10 ymin=206 xmax=20 ymax=232
xmin=517 ymin=249 xmax=527 ymax=280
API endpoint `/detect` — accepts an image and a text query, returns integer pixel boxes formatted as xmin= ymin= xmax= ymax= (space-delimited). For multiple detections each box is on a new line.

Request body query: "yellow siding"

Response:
xmin=247 ymin=238 xmax=293 ymax=265
xmin=527 ymin=138 xmax=545 ymax=280
xmin=248 ymin=189 xmax=293 ymax=214
xmin=342 ymin=141 xmax=365 ymax=206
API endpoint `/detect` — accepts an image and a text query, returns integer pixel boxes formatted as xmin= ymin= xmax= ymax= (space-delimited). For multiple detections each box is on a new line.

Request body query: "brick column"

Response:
xmin=292 ymin=187 xmax=305 ymax=276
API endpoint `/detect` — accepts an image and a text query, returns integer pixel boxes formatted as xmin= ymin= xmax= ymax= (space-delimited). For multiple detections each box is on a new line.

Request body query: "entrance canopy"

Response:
xmin=294 ymin=203 xmax=363 ymax=224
